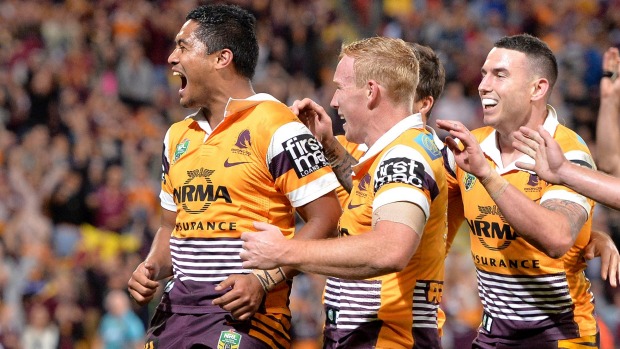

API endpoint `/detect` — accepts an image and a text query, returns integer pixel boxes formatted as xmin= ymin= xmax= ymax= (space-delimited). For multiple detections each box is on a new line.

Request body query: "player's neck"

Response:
xmin=496 ymin=131 xmax=521 ymax=166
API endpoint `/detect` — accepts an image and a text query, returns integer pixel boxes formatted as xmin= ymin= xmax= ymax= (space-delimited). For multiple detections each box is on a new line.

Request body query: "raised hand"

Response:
xmin=601 ymin=47 xmax=620 ymax=100
xmin=290 ymin=98 xmax=334 ymax=143
xmin=436 ymin=119 xmax=492 ymax=180
xmin=513 ymin=125 xmax=568 ymax=185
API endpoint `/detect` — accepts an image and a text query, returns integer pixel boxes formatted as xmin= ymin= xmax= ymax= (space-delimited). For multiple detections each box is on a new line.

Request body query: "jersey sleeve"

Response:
xmin=540 ymin=148 xmax=595 ymax=215
xmin=159 ymin=128 xmax=176 ymax=212
xmin=442 ymin=146 xmax=464 ymax=252
xmin=267 ymin=122 xmax=340 ymax=207
xmin=372 ymin=145 xmax=438 ymax=221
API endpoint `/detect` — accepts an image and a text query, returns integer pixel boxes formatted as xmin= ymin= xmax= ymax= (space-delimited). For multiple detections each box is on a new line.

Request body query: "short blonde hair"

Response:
xmin=340 ymin=37 xmax=419 ymax=105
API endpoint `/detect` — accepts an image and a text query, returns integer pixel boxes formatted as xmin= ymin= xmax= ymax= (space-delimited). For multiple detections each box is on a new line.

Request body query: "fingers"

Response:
xmin=536 ymin=125 xmax=554 ymax=144
xmin=583 ymin=243 xmax=596 ymax=261
xmin=252 ymin=221 xmax=276 ymax=231
xmin=436 ymin=120 xmax=474 ymax=146
xmin=214 ymin=276 xmax=235 ymax=292
xmin=444 ymin=136 xmax=460 ymax=152
xmin=512 ymin=132 xmax=538 ymax=158
xmin=241 ymin=259 xmax=255 ymax=269
xmin=231 ymin=304 xmax=258 ymax=321
xmin=127 ymin=279 xmax=157 ymax=305
xmin=143 ymin=261 xmax=156 ymax=279
xmin=609 ymin=254 xmax=619 ymax=288
xmin=212 ymin=275 xmax=264 ymax=320
xmin=514 ymin=161 xmax=534 ymax=171
xmin=603 ymin=47 xmax=619 ymax=72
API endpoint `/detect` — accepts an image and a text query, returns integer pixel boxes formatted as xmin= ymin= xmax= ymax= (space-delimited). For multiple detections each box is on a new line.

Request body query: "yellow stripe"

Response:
xmin=249 ymin=313 xmax=291 ymax=349
xmin=557 ymin=335 xmax=598 ymax=348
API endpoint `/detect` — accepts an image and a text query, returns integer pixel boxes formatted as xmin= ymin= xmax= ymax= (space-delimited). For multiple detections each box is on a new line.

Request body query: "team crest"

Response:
xmin=173 ymin=139 xmax=190 ymax=163
xmin=235 ymin=130 xmax=252 ymax=148
xmin=414 ymin=134 xmax=441 ymax=160
xmin=464 ymin=173 xmax=477 ymax=191
xmin=218 ymin=329 xmax=242 ymax=349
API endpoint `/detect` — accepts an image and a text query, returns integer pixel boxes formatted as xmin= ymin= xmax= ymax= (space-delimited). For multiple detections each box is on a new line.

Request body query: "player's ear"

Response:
xmin=415 ymin=96 xmax=434 ymax=116
xmin=367 ymin=80 xmax=380 ymax=109
xmin=530 ymin=77 xmax=549 ymax=102
xmin=215 ymin=49 xmax=234 ymax=68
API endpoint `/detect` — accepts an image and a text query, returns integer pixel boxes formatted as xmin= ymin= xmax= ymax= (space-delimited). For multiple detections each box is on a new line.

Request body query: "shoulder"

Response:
xmin=553 ymin=124 xmax=590 ymax=152
xmin=553 ymin=124 xmax=595 ymax=169
xmin=470 ymin=126 xmax=494 ymax=142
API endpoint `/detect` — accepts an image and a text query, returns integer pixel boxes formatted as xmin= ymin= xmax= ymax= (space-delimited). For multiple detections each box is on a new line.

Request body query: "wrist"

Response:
xmin=321 ymin=136 xmax=339 ymax=153
xmin=251 ymin=267 xmax=289 ymax=293
xmin=556 ymin=161 xmax=577 ymax=186
xmin=480 ymin=170 xmax=509 ymax=201
xmin=599 ymin=95 xmax=620 ymax=107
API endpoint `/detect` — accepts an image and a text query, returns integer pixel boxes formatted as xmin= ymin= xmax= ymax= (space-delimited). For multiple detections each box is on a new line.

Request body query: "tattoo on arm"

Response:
xmin=252 ymin=268 xmax=288 ymax=292
xmin=323 ymin=142 xmax=357 ymax=193
xmin=541 ymin=199 xmax=588 ymax=240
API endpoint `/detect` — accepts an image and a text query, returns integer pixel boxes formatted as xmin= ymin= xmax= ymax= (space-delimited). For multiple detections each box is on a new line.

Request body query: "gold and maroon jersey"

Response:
xmin=159 ymin=94 xmax=339 ymax=347
xmin=444 ymin=106 xmax=597 ymax=344
xmin=323 ymin=114 xmax=447 ymax=348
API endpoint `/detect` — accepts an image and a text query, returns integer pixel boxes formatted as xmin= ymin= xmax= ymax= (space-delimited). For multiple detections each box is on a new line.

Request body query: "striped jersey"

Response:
xmin=158 ymin=94 xmax=339 ymax=348
xmin=324 ymin=114 xmax=447 ymax=348
xmin=444 ymin=106 xmax=597 ymax=343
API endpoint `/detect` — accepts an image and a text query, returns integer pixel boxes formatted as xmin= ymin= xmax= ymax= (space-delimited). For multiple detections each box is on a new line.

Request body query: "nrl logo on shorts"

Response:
xmin=173 ymin=139 xmax=190 ymax=163
xmin=218 ymin=329 xmax=242 ymax=349
xmin=464 ymin=173 xmax=476 ymax=191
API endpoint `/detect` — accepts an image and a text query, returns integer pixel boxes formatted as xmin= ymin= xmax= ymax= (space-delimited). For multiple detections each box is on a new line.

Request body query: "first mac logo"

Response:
xmin=282 ymin=134 xmax=328 ymax=178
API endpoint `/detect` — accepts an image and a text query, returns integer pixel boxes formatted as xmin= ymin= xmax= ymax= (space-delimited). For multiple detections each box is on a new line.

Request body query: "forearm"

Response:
xmin=281 ymin=220 xmax=417 ymax=279
xmin=281 ymin=236 xmax=396 ymax=279
xmin=560 ymin=162 xmax=620 ymax=210
xmin=596 ymin=95 xmax=620 ymax=176
xmin=481 ymin=172 xmax=577 ymax=258
xmin=321 ymin=136 xmax=356 ymax=193
xmin=146 ymin=226 xmax=174 ymax=280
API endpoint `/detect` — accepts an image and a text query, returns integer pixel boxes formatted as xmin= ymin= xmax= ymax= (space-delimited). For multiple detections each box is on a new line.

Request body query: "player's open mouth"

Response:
xmin=481 ymin=98 xmax=498 ymax=110
xmin=173 ymin=71 xmax=188 ymax=90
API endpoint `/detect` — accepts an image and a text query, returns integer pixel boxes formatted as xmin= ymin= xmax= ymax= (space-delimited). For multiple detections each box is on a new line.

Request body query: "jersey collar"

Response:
xmin=356 ymin=112 xmax=424 ymax=166
xmin=224 ymin=93 xmax=280 ymax=117
xmin=185 ymin=93 xmax=281 ymax=136
xmin=480 ymin=104 xmax=559 ymax=174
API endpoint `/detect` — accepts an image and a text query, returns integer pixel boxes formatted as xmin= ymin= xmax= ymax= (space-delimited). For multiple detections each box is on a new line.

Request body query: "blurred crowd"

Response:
xmin=0 ymin=0 xmax=619 ymax=348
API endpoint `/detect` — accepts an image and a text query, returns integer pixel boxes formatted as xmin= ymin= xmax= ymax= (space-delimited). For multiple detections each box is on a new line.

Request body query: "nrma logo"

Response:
xmin=282 ymin=134 xmax=328 ymax=178
xmin=173 ymin=168 xmax=231 ymax=214
xmin=467 ymin=206 xmax=517 ymax=251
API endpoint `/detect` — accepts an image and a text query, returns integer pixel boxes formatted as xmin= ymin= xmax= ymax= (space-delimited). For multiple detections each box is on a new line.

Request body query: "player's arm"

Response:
xmin=438 ymin=119 xmax=587 ymax=258
xmin=321 ymin=136 xmax=357 ymax=193
xmin=128 ymin=208 xmax=175 ymax=305
xmin=241 ymin=201 xmax=424 ymax=279
xmin=515 ymin=125 xmax=620 ymax=210
xmin=595 ymin=47 xmax=620 ymax=176
xmin=291 ymin=98 xmax=357 ymax=192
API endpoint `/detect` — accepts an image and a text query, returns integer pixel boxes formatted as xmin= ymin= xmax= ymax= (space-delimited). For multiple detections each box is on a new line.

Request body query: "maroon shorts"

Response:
xmin=144 ymin=310 xmax=276 ymax=349
xmin=472 ymin=332 xmax=599 ymax=349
